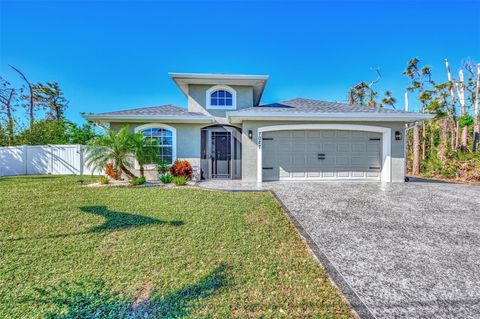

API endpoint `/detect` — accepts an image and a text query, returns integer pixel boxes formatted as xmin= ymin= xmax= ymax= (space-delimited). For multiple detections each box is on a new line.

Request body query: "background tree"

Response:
xmin=402 ymin=57 xmax=435 ymax=174
xmin=380 ymin=91 xmax=396 ymax=108
xmin=9 ymin=65 xmax=35 ymax=128
xmin=33 ymin=82 xmax=68 ymax=120
xmin=348 ymin=68 xmax=381 ymax=107
xmin=0 ymin=77 xmax=18 ymax=145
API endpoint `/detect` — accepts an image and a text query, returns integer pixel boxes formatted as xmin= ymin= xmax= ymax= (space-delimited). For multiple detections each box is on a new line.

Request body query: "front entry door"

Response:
xmin=211 ymin=131 xmax=231 ymax=178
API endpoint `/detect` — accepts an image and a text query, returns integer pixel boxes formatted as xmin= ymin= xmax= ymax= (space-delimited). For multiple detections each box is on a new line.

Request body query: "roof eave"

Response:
xmin=169 ymin=72 xmax=269 ymax=106
xmin=226 ymin=112 xmax=434 ymax=124
xmin=82 ymin=114 xmax=215 ymax=124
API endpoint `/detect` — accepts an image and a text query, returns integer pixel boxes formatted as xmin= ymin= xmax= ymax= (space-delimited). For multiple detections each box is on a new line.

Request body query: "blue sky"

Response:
xmin=1 ymin=0 xmax=479 ymax=125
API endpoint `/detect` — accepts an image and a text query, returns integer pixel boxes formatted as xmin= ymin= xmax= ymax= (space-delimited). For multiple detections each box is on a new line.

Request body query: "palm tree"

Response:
xmin=131 ymin=132 xmax=160 ymax=177
xmin=85 ymin=126 xmax=137 ymax=179
xmin=381 ymin=91 xmax=397 ymax=109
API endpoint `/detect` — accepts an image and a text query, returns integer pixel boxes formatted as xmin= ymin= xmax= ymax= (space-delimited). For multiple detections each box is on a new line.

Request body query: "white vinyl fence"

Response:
xmin=0 ymin=144 xmax=96 ymax=177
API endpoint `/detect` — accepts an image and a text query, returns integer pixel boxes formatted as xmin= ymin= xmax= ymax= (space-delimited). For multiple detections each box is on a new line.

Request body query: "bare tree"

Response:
xmin=475 ymin=64 xmax=480 ymax=152
xmin=9 ymin=65 xmax=35 ymax=128
xmin=455 ymin=70 xmax=468 ymax=151
xmin=444 ymin=58 xmax=458 ymax=150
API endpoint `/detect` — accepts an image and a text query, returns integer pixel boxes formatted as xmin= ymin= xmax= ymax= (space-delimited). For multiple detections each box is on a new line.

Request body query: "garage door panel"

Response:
xmin=337 ymin=171 xmax=350 ymax=178
xmin=293 ymin=143 xmax=306 ymax=152
xmin=276 ymin=143 xmax=291 ymax=152
xmin=336 ymin=131 xmax=351 ymax=138
xmin=336 ymin=144 xmax=350 ymax=152
xmin=351 ymin=143 xmax=365 ymax=152
xmin=292 ymin=131 xmax=306 ymax=138
xmin=322 ymin=131 xmax=336 ymax=138
xmin=262 ymin=130 xmax=382 ymax=181
xmin=307 ymin=143 xmax=321 ymax=152
xmin=293 ymin=155 xmax=306 ymax=165
xmin=351 ymin=131 xmax=367 ymax=138
xmin=323 ymin=144 xmax=335 ymax=152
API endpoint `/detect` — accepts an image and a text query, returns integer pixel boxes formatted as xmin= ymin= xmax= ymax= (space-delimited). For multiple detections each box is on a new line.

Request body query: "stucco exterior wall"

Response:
xmin=109 ymin=122 xmax=205 ymax=179
xmin=187 ymin=84 xmax=254 ymax=118
xmin=241 ymin=121 xmax=406 ymax=183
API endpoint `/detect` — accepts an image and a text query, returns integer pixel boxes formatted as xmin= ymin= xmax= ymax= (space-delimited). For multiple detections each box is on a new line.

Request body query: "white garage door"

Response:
xmin=262 ymin=130 xmax=382 ymax=181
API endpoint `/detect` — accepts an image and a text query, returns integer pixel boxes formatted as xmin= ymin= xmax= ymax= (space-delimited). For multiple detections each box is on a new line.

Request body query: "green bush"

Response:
xmin=98 ymin=176 xmax=109 ymax=185
xmin=160 ymin=174 xmax=173 ymax=184
xmin=172 ymin=176 xmax=188 ymax=186
xmin=129 ymin=176 xmax=146 ymax=186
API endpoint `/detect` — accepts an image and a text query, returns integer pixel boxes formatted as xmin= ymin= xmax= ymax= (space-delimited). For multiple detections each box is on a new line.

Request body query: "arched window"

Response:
xmin=135 ymin=124 xmax=177 ymax=164
xmin=206 ymin=85 xmax=236 ymax=109
xmin=211 ymin=90 xmax=233 ymax=106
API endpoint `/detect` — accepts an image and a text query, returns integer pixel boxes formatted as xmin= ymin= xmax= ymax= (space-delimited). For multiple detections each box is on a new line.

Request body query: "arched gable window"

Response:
xmin=206 ymin=85 xmax=237 ymax=109
xmin=134 ymin=123 xmax=177 ymax=164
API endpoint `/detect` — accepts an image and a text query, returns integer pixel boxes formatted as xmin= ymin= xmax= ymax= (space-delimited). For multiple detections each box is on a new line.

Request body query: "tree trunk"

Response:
xmin=456 ymin=70 xmax=467 ymax=151
xmin=5 ymin=89 xmax=15 ymax=145
xmin=422 ymin=122 xmax=426 ymax=160
xmin=139 ymin=165 xmax=145 ymax=177
xmin=474 ymin=63 xmax=480 ymax=152
xmin=445 ymin=59 xmax=458 ymax=150
xmin=120 ymin=164 xmax=137 ymax=179
xmin=413 ymin=124 xmax=420 ymax=175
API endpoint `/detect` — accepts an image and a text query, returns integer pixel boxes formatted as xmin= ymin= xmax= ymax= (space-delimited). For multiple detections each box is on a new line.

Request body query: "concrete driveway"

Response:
xmin=269 ymin=180 xmax=480 ymax=319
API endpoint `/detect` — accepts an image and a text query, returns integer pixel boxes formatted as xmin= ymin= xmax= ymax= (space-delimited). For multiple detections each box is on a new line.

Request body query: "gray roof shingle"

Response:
xmin=239 ymin=98 xmax=410 ymax=114
xmin=92 ymin=104 xmax=207 ymax=117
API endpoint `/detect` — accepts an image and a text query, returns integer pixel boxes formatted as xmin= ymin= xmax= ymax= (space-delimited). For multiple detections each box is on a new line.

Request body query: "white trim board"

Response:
xmin=256 ymin=124 xmax=392 ymax=183
xmin=228 ymin=111 xmax=434 ymax=123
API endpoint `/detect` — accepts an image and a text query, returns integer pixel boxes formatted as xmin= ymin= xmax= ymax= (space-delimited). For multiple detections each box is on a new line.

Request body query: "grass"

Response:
xmin=0 ymin=175 xmax=352 ymax=318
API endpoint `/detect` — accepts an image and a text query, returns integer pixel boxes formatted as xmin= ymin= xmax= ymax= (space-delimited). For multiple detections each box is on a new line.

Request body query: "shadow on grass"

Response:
xmin=79 ymin=206 xmax=184 ymax=232
xmin=2 ymin=205 xmax=183 ymax=242
xmin=27 ymin=263 xmax=229 ymax=318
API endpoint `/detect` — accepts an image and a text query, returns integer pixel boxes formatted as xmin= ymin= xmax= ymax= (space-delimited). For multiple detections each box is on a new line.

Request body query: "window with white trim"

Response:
xmin=206 ymin=85 xmax=236 ymax=109
xmin=142 ymin=128 xmax=174 ymax=164
xmin=211 ymin=90 xmax=233 ymax=107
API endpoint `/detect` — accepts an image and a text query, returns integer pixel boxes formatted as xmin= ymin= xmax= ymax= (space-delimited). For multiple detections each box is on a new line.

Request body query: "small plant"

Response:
xmin=169 ymin=160 xmax=192 ymax=179
xmin=157 ymin=160 xmax=170 ymax=175
xmin=105 ymin=163 xmax=119 ymax=180
xmin=160 ymin=173 xmax=173 ymax=184
xmin=129 ymin=176 xmax=146 ymax=186
xmin=172 ymin=175 xmax=188 ymax=186
xmin=98 ymin=176 xmax=109 ymax=185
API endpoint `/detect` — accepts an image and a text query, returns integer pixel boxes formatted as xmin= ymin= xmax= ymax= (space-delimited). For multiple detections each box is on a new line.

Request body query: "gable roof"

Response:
xmin=82 ymin=104 xmax=214 ymax=123
xmin=227 ymin=98 xmax=434 ymax=123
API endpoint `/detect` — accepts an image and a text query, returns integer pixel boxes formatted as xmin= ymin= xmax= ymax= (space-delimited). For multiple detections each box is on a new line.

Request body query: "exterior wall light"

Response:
xmin=248 ymin=130 xmax=253 ymax=140
xmin=395 ymin=131 xmax=402 ymax=140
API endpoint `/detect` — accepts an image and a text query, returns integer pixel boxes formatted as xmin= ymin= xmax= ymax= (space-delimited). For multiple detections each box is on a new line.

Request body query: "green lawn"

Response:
xmin=0 ymin=175 xmax=351 ymax=318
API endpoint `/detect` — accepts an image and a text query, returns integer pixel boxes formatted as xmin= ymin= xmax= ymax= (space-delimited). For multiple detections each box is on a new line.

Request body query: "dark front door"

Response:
xmin=212 ymin=131 xmax=231 ymax=178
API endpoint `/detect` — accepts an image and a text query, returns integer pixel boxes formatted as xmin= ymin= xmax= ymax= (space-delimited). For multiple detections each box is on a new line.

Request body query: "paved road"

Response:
xmin=269 ymin=181 xmax=480 ymax=318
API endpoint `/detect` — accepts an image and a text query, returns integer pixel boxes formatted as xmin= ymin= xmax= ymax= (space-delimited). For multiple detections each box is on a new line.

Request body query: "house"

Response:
xmin=83 ymin=73 xmax=432 ymax=183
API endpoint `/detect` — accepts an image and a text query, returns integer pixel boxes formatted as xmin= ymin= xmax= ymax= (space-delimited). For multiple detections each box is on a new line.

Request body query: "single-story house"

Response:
xmin=83 ymin=73 xmax=433 ymax=183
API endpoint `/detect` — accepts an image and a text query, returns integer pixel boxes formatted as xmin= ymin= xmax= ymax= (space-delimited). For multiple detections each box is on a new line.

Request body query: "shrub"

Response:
xmin=160 ymin=173 xmax=173 ymax=184
xmin=169 ymin=160 xmax=192 ymax=179
xmin=129 ymin=176 xmax=146 ymax=186
xmin=157 ymin=160 xmax=171 ymax=175
xmin=172 ymin=176 xmax=188 ymax=186
xmin=98 ymin=176 xmax=109 ymax=185
xmin=105 ymin=163 xmax=119 ymax=180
